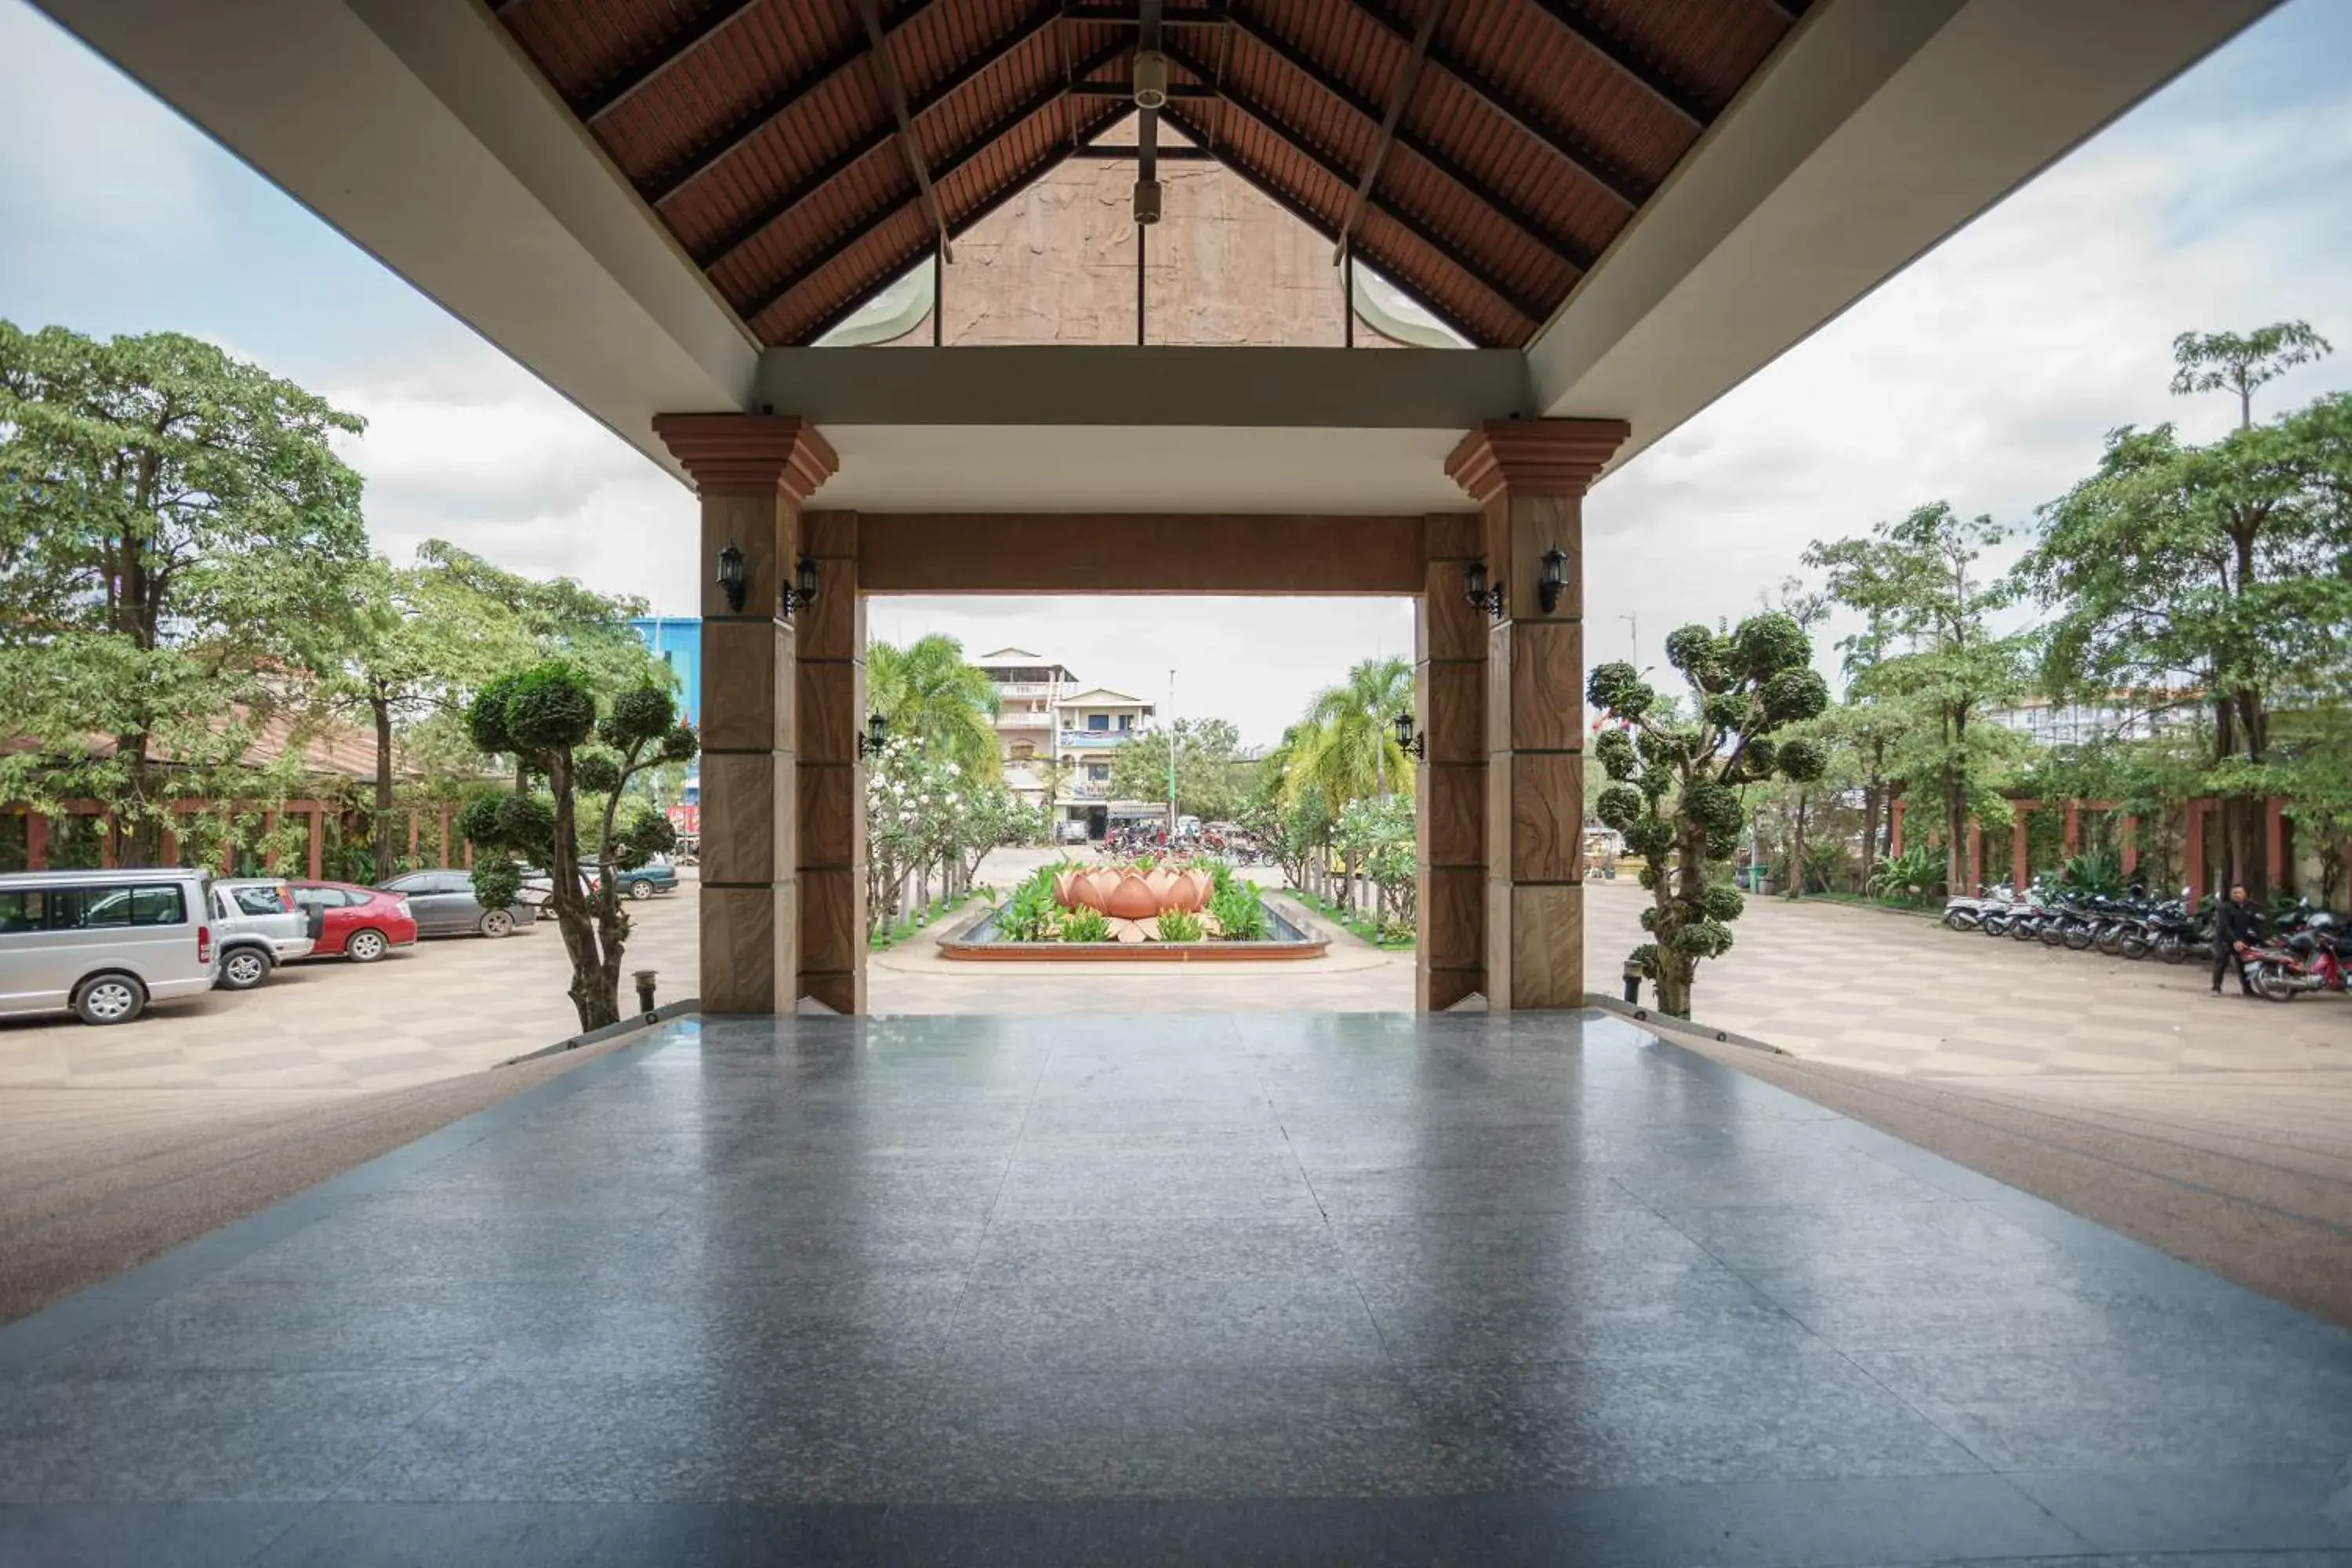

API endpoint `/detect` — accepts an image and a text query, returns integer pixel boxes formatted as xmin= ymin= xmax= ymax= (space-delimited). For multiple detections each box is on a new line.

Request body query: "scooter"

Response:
xmin=2246 ymin=916 xmax=2346 ymax=1003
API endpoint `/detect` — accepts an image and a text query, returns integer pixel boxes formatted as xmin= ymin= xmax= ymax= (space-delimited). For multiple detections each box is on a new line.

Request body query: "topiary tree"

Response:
xmin=459 ymin=662 xmax=699 ymax=1031
xmin=1588 ymin=612 xmax=1830 ymax=1019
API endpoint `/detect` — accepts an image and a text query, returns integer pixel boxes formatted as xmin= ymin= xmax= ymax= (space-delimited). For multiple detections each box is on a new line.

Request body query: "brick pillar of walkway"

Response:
xmin=654 ymin=414 xmax=837 ymax=1014
xmin=1417 ymin=512 xmax=1486 ymax=1011
xmin=1446 ymin=419 xmax=1628 ymax=1011
xmin=798 ymin=510 xmax=866 ymax=1014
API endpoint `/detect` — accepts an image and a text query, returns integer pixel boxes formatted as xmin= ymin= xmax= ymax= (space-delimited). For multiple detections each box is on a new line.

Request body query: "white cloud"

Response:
xmin=1583 ymin=71 xmax=2352 ymax=677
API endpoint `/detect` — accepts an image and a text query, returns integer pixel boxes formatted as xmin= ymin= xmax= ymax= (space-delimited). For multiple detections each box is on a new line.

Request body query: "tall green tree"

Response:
xmin=2019 ymin=328 xmax=2352 ymax=898
xmin=0 ymin=322 xmax=368 ymax=861
xmin=867 ymin=634 xmax=1000 ymax=779
xmin=1589 ymin=614 xmax=1828 ymax=1018
xmin=460 ymin=665 xmax=697 ymax=1031
xmin=1108 ymin=717 xmax=1245 ymax=822
xmin=1806 ymin=503 xmax=2027 ymax=897
xmin=2170 ymin=321 xmax=2332 ymax=431
xmin=1286 ymin=655 xmax=1414 ymax=808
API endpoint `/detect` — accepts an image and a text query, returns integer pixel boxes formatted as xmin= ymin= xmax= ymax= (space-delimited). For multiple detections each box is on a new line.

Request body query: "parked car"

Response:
xmin=609 ymin=855 xmax=681 ymax=901
xmin=288 ymin=880 xmax=419 ymax=963
xmin=209 ymin=877 xmax=318 ymax=990
xmin=0 ymin=868 xmax=220 ymax=1025
xmin=376 ymin=869 xmax=536 ymax=939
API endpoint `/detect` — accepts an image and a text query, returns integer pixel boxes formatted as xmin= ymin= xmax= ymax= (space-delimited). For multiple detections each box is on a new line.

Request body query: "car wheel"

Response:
xmin=220 ymin=948 xmax=272 ymax=990
xmin=345 ymin=928 xmax=390 ymax=964
xmin=628 ymin=880 xmax=654 ymax=901
xmin=479 ymin=909 xmax=515 ymax=938
xmin=74 ymin=973 xmax=147 ymax=1025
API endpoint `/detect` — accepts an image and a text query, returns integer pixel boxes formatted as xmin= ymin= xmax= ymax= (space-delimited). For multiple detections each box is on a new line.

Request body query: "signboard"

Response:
xmin=665 ymin=804 xmax=699 ymax=833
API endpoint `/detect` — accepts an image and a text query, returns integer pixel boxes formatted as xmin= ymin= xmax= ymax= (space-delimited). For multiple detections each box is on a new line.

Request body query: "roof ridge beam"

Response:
xmin=743 ymin=39 xmax=1130 ymax=332
xmin=1346 ymin=0 xmax=1645 ymax=209
xmin=644 ymin=0 xmax=944 ymax=209
xmin=699 ymin=3 xmax=1071 ymax=273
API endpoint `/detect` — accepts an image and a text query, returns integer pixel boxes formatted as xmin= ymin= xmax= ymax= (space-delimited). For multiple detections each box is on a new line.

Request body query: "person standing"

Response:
xmin=2211 ymin=884 xmax=2259 ymax=997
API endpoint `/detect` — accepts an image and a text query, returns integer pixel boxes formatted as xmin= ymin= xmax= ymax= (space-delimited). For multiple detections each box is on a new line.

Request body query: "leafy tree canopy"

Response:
xmin=1108 ymin=717 xmax=1246 ymax=822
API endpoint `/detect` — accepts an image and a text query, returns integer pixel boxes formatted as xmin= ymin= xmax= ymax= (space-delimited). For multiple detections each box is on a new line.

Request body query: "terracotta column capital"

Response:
xmin=1445 ymin=419 xmax=1632 ymax=503
xmin=653 ymin=413 xmax=839 ymax=499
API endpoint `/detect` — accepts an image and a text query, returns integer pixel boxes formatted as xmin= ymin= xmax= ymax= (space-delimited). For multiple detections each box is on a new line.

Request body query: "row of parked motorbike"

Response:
xmin=1941 ymin=883 xmax=2347 ymax=1002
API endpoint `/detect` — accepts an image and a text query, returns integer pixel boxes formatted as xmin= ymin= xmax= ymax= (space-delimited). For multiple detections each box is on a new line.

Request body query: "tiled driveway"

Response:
xmin=3 ymin=1011 xmax=2348 ymax=1566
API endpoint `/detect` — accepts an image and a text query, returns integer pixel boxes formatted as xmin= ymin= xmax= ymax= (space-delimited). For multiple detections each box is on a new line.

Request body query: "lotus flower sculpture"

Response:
xmin=1056 ymin=862 xmax=1212 ymax=920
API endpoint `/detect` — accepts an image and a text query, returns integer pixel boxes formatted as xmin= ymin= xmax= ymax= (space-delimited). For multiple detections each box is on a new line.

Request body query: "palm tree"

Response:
xmin=1286 ymin=655 xmax=1414 ymax=807
xmin=866 ymin=633 xmax=1000 ymax=779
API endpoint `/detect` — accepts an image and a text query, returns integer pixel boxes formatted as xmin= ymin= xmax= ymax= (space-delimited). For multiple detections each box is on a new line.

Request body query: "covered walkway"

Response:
xmin=4 ymin=1011 xmax=2349 ymax=1564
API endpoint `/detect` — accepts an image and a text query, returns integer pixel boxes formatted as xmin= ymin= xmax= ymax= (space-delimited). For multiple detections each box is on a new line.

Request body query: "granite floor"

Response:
xmin=3 ymin=1011 xmax=2350 ymax=1567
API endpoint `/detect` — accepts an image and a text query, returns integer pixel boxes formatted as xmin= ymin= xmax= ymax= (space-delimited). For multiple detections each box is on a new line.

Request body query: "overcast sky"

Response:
xmin=3 ymin=1 xmax=2348 ymax=745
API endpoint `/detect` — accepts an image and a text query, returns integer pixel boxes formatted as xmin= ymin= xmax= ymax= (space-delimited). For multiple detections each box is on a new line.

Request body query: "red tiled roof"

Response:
xmin=492 ymin=0 xmax=1800 ymax=347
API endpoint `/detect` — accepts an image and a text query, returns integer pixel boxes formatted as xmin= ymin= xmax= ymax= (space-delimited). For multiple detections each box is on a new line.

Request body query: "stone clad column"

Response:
xmin=797 ymin=510 xmax=866 ymax=1014
xmin=652 ymin=415 xmax=837 ymax=1014
xmin=1417 ymin=513 xmax=1486 ymax=1011
xmin=1445 ymin=419 xmax=1630 ymax=1011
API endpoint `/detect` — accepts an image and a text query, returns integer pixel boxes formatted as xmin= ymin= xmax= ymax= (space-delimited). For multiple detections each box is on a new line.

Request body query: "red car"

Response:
xmin=287 ymin=880 xmax=419 ymax=963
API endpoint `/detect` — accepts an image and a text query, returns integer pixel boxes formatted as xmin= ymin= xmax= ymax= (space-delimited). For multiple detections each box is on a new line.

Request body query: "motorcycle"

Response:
xmin=2246 ymin=915 xmax=2346 ymax=1003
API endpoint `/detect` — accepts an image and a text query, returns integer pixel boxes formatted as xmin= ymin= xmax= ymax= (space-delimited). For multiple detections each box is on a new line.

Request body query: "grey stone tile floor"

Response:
xmin=3 ymin=1011 xmax=2351 ymax=1566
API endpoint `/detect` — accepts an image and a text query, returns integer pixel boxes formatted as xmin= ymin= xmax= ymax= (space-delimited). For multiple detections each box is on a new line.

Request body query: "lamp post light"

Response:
xmin=858 ymin=713 xmax=889 ymax=759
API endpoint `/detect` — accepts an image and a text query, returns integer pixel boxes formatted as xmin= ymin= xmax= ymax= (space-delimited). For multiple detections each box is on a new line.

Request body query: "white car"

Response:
xmin=209 ymin=877 xmax=318 ymax=989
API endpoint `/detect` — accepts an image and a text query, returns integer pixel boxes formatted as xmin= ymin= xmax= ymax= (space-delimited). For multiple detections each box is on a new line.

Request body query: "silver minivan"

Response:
xmin=0 ymin=868 xmax=221 ymax=1025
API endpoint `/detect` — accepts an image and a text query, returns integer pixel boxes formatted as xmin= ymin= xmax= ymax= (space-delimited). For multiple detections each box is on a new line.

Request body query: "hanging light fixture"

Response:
xmin=1537 ymin=546 xmax=1570 ymax=614
xmin=715 ymin=543 xmax=746 ymax=612
xmin=1392 ymin=711 xmax=1425 ymax=760
xmin=1461 ymin=559 xmax=1503 ymax=622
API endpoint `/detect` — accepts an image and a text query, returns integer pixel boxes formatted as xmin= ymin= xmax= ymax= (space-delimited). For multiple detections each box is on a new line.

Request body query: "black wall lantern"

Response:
xmin=858 ymin=712 xmax=889 ymax=758
xmin=780 ymin=554 xmax=820 ymax=620
xmin=1392 ymin=711 xmax=1425 ymax=760
xmin=715 ymin=543 xmax=747 ymax=612
xmin=1537 ymin=546 xmax=1570 ymax=615
xmin=1461 ymin=559 xmax=1504 ymax=622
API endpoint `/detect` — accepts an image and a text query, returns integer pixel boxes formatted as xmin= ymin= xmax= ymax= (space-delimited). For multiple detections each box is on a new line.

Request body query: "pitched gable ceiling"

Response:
xmin=494 ymin=0 xmax=1802 ymax=349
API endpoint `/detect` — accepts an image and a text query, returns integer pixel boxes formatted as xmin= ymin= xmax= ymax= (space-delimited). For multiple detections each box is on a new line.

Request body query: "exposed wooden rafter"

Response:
xmin=577 ymin=0 xmax=764 ymax=125
xmin=1162 ymin=40 xmax=1545 ymax=332
xmin=1526 ymin=0 xmax=1711 ymax=128
xmin=643 ymin=0 xmax=951 ymax=209
xmin=699 ymin=5 xmax=1072 ymax=271
xmin=1160 ymin=103 xmax=1489 ymax=347
xmin=1345 ymin=0 xmax=1646 ymax=209
xmin=1335 ymin=0 xmax=1447 ymax=263
xmin=743 ymin=40 xmax=1132 ymax=331
xmin=857 ymin=0 xmax=954 ymax=265
xmin=1217 ymin=9 xmax=1595 ymax=272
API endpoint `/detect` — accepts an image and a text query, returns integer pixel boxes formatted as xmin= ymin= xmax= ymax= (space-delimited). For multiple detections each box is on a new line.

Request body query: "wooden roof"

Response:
xmin=493 ymin=0 xmax=1802 ymax=349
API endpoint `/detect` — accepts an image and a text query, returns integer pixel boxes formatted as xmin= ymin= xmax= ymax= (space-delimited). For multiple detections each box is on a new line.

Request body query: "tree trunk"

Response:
xmin=546 ymin=754 xmax=620 ymax=1033
xmin=1860 ymin=782 xmax=1882 ymax=888
xmin=1786 ymin=790 xmax=1809 ymax=899
xmin=371 ymin=693 xmax=397 ymax=877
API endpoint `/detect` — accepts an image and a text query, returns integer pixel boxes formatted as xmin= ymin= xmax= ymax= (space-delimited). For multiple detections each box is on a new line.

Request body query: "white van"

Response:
xmin=0 ymin=868 xmax=221 ymax=1025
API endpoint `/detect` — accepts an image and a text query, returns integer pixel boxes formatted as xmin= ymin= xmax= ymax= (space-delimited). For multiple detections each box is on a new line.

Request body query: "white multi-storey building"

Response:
xmin=972 ymin=649 xmax=1157 ymax=841
xmin=1982 ymin=693 xmax=2197 ymax=749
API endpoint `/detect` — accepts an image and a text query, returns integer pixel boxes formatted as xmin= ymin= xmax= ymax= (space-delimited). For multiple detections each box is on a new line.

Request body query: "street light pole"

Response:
xmin=1166 ymin=667 xmax=1178 ymax=836
xmin=1619 ymin=612 xmax=1639 ymax=669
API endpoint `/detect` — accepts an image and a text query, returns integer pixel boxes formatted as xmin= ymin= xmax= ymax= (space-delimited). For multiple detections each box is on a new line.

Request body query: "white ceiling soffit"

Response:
xmin=1530 ymin=0 xmax=2279 ymax=479
xmin=814 ymin=426 xmax=1470 ymax=513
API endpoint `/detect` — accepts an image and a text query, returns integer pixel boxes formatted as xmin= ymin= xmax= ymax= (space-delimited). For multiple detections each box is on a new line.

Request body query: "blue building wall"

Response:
xmin=630 ymin=616 xmax=702 ymax=727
